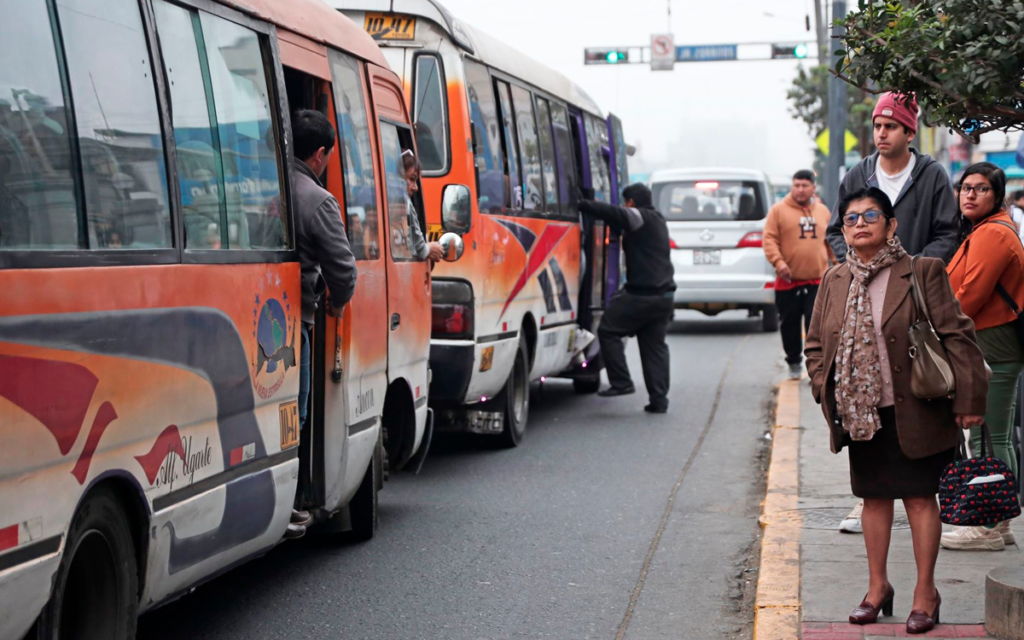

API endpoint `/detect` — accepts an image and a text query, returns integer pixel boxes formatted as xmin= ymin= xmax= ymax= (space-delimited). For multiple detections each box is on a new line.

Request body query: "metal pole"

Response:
xmin=825 ymin=0 xmax=847 ymax=209
xmin=813 ymin=0 xmax=827 ymax=63
xmin=667 ymin=0 xmax=672 ymax=32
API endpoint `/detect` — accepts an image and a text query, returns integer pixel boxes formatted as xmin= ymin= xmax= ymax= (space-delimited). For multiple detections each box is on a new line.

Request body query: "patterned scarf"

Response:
xmin=834 ymin=237 xmax=908 ymax=441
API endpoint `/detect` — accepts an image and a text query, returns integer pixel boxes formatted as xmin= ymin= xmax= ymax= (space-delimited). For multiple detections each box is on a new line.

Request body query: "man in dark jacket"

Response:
xmin=290 ymin=110 xmax=357 ymax=537
xmin=825 ymin=92 xmax=958 ymax=263
xmin=579 ymin=183 xmax=676 ymax=413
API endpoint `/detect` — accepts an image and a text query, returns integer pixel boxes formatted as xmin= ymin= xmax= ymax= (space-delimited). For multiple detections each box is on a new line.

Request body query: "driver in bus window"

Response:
xmin=402 ymin=150 xmax=444 ymax=262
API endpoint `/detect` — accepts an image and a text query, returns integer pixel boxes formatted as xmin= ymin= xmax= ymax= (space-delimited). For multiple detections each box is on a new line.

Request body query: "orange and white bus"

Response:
xmin=333 ymin=0 xmax=632 ymax=446
xmin=0 ymin=0 xmax=464 ymax=636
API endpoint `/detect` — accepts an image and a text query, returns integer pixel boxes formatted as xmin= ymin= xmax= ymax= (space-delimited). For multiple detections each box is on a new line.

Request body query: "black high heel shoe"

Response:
xmin=849 ymin=585 xmax=895 ymax=625
xmin=906 ymin=591 xmax=941 ymax=634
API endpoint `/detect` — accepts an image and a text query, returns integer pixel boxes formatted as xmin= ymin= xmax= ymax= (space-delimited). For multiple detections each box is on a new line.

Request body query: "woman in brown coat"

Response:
xmin=805 ymin=187 xmax=987 ymax=634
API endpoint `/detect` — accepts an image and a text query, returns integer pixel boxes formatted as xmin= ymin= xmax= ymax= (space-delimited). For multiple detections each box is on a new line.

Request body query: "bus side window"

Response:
xmin=329 ymin=50 xmax=380 ymax=261
xmin=0 ymin=0 xmax=78 ymax=250
xmin=533 ymin=96 xmax=560 ymax=217
xmin=379 ymin=123 xmax=423 ymax=262
xmin=412 ymin=54 xmax=447 ymax=174
xmin=463 ymin=60 xmax=503 ymax=215
xmin=494 ymin=81 xmax=521 ymax=213
xmin=510 ymin=85 xmax=542 ymax=214
xmin=153 ymin=1 xmax=285 ymax=251
xmin=548 ymin=102 xmax=578 ymax=218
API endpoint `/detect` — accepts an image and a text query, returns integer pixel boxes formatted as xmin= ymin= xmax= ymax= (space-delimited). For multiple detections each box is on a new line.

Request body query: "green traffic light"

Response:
xmin=794 ymin=43 xmax=808 ymax=58
xmin=606 ymin=51 xmax=621 ymax=63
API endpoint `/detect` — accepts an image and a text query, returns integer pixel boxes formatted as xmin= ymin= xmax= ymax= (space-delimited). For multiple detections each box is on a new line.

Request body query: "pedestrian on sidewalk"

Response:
xmin=763 ymin=169 xmax=835 ymax=379
xmin=806 ymin=187 xmax=988 ymax=634
xmin=942 ymin=162 xmax=1024 ymax=552
xmin=579 ymin=183 xmax=676 ymax=414
xmin=826 ymin=92 xmax=960 ymax=534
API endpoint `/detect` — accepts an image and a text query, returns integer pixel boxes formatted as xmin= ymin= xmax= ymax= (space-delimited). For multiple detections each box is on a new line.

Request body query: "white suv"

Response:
xmin=650 ymin=168 xmax=778 ymax=331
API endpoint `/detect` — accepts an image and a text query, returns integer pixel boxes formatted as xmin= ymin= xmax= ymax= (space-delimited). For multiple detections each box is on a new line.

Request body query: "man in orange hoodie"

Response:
xmin=763 ymin=170 xmax=835 ymax=378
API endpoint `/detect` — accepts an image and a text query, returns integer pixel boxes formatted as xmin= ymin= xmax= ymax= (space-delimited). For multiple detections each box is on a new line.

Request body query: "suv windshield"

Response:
xmin=653 ymin=180 xmax=765 ymax=222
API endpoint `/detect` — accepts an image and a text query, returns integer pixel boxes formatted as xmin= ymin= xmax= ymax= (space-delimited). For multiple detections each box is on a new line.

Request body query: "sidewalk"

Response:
xmin=755 ymin=379 xmax=1024 ymax=639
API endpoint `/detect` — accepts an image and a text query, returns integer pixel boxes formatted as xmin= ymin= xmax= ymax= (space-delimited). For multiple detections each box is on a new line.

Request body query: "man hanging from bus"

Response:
xmin=579 ymin=183 xmax=676 ymax=413
xmin=290 ymin=109 xmax=358 ymax=537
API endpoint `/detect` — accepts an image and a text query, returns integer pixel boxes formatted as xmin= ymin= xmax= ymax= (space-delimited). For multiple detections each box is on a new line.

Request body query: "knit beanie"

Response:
xmin=872 ymin=92 xmax=918 ymax=133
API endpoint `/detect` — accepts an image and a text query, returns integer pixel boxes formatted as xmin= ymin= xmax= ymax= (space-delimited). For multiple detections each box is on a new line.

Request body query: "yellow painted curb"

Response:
xmin=754 ymin=379 xmax=802 ymax=640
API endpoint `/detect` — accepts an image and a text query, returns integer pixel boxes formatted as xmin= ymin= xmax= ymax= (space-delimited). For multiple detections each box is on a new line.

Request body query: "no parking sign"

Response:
xmin=651 ymin=33 xmax=674 ymax=71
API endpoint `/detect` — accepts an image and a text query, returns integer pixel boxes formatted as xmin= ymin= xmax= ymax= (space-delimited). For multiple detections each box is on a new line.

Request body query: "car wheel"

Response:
xmin=34 ymin=487 xmax=138 ymax=640
xmin=761 ymin=306 xmax=779 ymax=332
xmin=347 ymin=429 xmax=382 ymax=542
xmin=496 ymin=337 xmax=530 ymax=448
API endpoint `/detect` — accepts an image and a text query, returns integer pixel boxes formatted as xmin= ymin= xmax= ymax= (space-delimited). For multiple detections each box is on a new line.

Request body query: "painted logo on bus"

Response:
xmin=251 ymin=272 xmax=297 ymax=400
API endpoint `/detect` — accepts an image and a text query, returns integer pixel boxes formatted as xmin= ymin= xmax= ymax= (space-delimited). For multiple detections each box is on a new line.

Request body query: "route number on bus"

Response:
xmin=279 ymin=401 xmax=300 ymax=449
xmin=364 ymin=13 xmax=416 ymax=41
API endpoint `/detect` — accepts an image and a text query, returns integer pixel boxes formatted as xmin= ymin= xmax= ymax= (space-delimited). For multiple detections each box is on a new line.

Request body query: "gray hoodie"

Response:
xmin=294 ymin=160 xmax=357 ymax=324
xmin=826 ymin=149 xmax=958 ymax=263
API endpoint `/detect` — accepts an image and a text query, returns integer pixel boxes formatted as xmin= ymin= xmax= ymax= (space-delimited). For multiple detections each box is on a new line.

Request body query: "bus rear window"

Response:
xmin=654 ymin=180 xmax=765 ymax=222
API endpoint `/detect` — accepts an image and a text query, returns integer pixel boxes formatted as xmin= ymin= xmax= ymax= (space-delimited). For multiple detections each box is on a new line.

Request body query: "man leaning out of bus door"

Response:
xmin=290 ymin=109 xmax=358 ymax=539
xmin=579 ymin=183 xmax=676 ymax=414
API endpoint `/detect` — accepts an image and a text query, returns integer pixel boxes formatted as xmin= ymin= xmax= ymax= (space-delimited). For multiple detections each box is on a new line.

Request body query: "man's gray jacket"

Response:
xmin=294 ymin=160 xmax=357 ymax=324
xmin=825 ymin=149 xmax=959 ymax=263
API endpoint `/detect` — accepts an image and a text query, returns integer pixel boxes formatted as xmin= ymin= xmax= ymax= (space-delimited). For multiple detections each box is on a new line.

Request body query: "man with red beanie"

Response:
xmin=825 ymin=92 xmax=958 ymax=263
xmin=824 ymin=92 xmax=959 ymax=536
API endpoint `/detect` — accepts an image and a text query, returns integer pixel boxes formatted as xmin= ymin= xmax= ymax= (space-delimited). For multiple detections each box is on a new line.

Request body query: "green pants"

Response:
xmin=972 ymin=360 xmax=1024 ymax=478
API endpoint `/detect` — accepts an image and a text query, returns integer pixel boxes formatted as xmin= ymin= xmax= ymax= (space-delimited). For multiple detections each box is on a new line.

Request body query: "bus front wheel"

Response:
xmin=34 ymin=487 xmax=138 ymax=640
xmin=497 ymin=337 xmax=530 ymax=448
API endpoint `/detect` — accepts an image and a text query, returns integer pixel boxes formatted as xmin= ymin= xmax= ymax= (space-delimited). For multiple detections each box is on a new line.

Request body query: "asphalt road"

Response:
xmin=138 ymin=311 xmax=782 ymax=640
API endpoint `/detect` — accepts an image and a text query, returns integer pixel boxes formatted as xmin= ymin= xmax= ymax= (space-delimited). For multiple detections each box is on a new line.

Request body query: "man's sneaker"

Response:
xmin=788 ymin=362 xmax=803 ymax=380
xmin=644 ymin=404 xmax=668 ymax=414
xmin=996 ymin=520 xmax=1017 ymax=546
xmin=940 ymin=525 xmax=1006 ymax=551
xmin=291 ymin=509 xmax=312 ymax=526
xmin=284 ymin=523 xmax=306 ymax=540
xmin=598 ymin=385 xmax=636 ymax=398
xmin=839 ymin=501 xmax=864 ymax=534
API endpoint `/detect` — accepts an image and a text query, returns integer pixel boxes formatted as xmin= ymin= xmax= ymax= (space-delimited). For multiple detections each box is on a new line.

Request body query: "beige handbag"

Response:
xmin=907 ymin=256 xmax=956 ymax=400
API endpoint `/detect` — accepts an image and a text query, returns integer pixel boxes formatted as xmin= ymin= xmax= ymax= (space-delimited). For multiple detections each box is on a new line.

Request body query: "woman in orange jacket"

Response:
xmin=944 ymin=162 xmax=1024 ymax=551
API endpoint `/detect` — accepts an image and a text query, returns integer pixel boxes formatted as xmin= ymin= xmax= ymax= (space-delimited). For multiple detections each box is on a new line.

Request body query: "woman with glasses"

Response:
xmin=942 ymin=162 xmax=1024 ymax=552
xmin=806 ymin=186 xmax=987 ymax=634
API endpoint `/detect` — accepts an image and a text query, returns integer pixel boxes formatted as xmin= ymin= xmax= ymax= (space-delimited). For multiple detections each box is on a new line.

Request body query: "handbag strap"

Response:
xmin=908 ymin=255 xmax=934 ymax=326
xmin=959 ymin=422 xmax=997 ymax=459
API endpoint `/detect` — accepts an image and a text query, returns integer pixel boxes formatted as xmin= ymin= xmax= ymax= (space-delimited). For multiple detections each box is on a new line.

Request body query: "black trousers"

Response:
xmin=775 ymin=285 xmax=818 ymax=364
xmin=598 ymin=290 xmax=675 ymax=409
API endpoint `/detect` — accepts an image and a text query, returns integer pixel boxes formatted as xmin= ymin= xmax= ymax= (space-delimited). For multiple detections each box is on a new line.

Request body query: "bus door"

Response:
xmin=369 ymin=67 xmax=431 ymax=469
xmin=605 ymin=113 xmax=629 ymax=302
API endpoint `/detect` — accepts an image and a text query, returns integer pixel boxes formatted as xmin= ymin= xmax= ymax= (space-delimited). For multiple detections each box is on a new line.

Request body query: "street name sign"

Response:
xmin=675 ymin=44 xmax=737 ymax=63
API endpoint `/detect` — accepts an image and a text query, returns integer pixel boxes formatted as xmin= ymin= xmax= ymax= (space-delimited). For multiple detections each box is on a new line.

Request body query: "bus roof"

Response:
xmin=221 ymin=0 xmax=388 ymax=68
xmin=327 ymin=0 xmax=604 ymax=117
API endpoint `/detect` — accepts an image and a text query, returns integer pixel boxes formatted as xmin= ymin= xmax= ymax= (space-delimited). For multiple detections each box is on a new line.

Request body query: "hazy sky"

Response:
xmin=437 ymin=0 xmax=823 ymax=182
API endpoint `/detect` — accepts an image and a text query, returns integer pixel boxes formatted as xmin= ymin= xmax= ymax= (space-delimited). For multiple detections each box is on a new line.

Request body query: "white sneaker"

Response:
xmin=788 ymin=362 xmax=803 ymax=380
xmin=996 ymin=520 xmax=1017 ymax=546
xmin=940 ymin=525 xmax=1005 ymax=551
xmin=839 ymin=501 xmax=864 ymax=533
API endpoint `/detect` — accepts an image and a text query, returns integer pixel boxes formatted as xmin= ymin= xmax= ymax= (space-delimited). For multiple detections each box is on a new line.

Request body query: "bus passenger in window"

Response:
xmin=290 ymin=109 xmax=358 ymax=537
xmin=403 ymin=150 xmax=444 ymax=262
xmin=580 ymin=183 xmax=676 ymax=414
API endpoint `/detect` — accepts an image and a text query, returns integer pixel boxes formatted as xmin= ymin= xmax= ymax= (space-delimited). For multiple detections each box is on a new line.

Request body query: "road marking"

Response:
xmin=753 ymin=379 xmax=802 ymax=640
xmin=614 ymin=336 xmax=749 ymax=640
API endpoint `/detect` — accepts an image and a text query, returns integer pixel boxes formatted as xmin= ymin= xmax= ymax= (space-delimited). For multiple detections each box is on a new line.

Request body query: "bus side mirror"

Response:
xmin=441 ymin=184 xmax=472 ymax=235
xmin=438 ymin=232 xmax=464 ymax=262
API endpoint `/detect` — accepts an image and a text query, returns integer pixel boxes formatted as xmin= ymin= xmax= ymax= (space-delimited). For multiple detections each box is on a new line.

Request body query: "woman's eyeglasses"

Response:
xmin=960 ymin=184 xmax=992 ymax=196
xmin=842 ymin=210 xmax=884 ymax=226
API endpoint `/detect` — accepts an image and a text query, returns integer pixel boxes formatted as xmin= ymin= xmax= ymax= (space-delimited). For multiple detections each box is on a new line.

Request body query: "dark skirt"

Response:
xmin=847 ymin=406 xmax=954 ymax=499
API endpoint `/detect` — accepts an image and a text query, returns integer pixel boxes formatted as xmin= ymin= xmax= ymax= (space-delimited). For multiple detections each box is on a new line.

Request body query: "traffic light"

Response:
xmin=585 ymin=48 xmax=630 ymax=65
xmin=771 ymin=43 xmax=809 ymax=59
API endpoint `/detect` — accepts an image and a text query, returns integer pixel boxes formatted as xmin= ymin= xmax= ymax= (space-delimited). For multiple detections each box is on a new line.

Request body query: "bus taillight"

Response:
xmin=431 ymin=280 xmax=474 ymax=339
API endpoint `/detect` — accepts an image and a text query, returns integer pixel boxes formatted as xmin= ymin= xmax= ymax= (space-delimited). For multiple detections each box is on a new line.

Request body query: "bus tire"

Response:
xmin=497 ymin=337 xmax=530 ymax=448
xmin=34 ymin=487 xmax=138 ymax=640
xmin=347 ymin=429 xmax=382 ymax=542
xmin=573 ymin=375 xmax=601 ymax=394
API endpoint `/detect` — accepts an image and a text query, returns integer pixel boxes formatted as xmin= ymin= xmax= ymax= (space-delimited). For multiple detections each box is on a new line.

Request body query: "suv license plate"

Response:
xmin=693 ymin=249 xmax=721 ymax=265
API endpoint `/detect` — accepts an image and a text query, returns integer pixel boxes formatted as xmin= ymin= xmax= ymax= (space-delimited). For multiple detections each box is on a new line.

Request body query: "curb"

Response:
xmin=754 ymin=379 xmax=803 ymax=640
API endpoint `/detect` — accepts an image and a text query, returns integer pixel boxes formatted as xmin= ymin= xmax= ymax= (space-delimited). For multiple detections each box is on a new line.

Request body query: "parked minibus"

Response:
xmin=332 ymin=0 xmax=631 ymax=446
xmin=0 ymin=0 xmax=465 ymax=636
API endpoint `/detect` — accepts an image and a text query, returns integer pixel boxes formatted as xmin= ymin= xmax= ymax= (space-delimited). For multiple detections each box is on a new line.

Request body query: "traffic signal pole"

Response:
xmin=824 ymin=0 xmax=847 ymax=209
